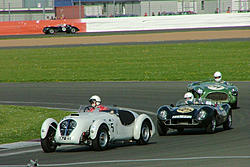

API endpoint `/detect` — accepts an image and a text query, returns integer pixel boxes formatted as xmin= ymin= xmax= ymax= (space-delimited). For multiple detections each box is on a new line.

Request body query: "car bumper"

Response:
xmin=159 ymin=118 xmax=208 ymax=129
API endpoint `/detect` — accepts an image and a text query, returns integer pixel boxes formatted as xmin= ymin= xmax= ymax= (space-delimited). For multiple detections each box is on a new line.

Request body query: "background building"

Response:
xmin=0 ymin=0 xmax=249 ymax=21
xmin=0 ymin=0 xmax=54 ymax=21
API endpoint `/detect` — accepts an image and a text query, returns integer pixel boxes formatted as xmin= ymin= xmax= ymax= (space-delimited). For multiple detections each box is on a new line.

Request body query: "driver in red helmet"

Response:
xmin=87 ymin=95 xmax=109 ymax=112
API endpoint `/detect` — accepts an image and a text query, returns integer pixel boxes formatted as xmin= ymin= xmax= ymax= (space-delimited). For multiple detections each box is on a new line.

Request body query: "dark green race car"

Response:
xmin=187 ymin=79 xmax=238 ymax=108
xmin=157 ymin=99 xmax=232 ymax=135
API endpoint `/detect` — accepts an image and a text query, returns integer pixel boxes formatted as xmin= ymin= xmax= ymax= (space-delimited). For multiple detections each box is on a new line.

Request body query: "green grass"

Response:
xmin=0 ymin=105 xmax=71 ymax=144
xmin=0 ymin=41 xmax=249 ymax=82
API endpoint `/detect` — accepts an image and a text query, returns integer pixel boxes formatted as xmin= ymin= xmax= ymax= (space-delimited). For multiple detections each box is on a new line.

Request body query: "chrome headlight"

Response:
xmin=231 ymin=88 xmax=238 ymax=96
xmin=159 ymin=110 xmax=167 ymax=120
xmin=60 ymin=119 xmax=77 ymax=136
xmin=197 ymin=88 xmax=204 ymax=95
xmin=197 ymin=110 xmax=207 ymax=121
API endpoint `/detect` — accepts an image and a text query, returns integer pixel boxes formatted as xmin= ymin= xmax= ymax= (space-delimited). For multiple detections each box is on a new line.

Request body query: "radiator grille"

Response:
xmin=206 ymin=92 xmax=228 ymax=101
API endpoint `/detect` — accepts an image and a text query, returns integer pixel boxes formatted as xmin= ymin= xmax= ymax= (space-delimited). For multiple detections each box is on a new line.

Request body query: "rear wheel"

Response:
xmin=48 ymin=28 xmax=55 ymax=34
xmin=223 ymin=111 xmax=232 ymax=130
xmin=92 ymin=124 xmax=110 ymax=151
xmin=177 ymin=128 xmax=184 ymax=134
xmin=206 ymin=116 xmax=216 ymax=134
xmin=41 ymin=128 xmax=57 ymax=153
xmin=71 ymin=28 xmax=76 ymax=33
xmin=157 ymin=120 xmax=168 ymax=136
xmin=137 ymin=121 xmax=151 ymax=145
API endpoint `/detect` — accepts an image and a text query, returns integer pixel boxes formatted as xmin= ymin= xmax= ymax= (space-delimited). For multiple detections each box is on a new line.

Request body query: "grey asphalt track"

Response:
xmin=0 ymin=81 xmax=249 ymax=167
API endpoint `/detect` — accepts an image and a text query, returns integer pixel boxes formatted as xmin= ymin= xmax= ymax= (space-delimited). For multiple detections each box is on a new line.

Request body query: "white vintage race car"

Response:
xmin=41 ymin=105 xmax=155 ymax=152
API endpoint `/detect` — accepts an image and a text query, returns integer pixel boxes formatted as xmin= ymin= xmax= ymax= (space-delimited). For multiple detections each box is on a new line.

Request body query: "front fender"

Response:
xmin=133 ymin=114 xmax=155 ymax=140
xmin=41 ymin=118 xmax=58 ymax=139
xmin=89 ymin=120 xmax=109 ymax=140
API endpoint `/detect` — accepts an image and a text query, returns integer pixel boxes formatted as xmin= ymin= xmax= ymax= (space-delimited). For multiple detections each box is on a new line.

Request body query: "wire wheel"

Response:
xmin=138 ymin=121 xmax=151 ymax=145
xmin=92 ymin=124 xmax=110 ymax=151
xmin=206 ymin=117 xmax=216 ymax=134
xmin=223 ymin=111 xmax=232 ymax=130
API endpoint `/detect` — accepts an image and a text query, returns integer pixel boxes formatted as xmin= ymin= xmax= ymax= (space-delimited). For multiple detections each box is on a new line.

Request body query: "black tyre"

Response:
xmin=206 ymin=116 xmax=216 ymax=134
xmin=48 ymin=28 xmax=55 ymax=34
xmin=71 ymin=28 xmax=76 ymax=33
xmin=41 ymin=128 xmax=57 ymax=153
xmin=157 ymin=120 xmax=168 ymax=136
xmin=231 ymin=101 xmax=238 ymax=109
xmin=137 ymin=121 xmax=151 ymax=145
xmin=223 ymin=110 xmax=232 ymax=130
xmin=92 ymin=124 xmax=110 ymax=151
xmin=230 ymin=95 xmax=238 ymax=109
xmin=177 ymin=128 xmax=184 ymax=133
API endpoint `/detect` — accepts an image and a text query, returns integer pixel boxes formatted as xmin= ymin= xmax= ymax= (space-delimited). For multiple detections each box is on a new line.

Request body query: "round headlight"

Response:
xmin=61 ymin=120 xmax=68 ymax=128
xmin=197 ymin=88 xmax=203 ymax=95
xmin=197 ymin=110 xmax=207 ymax=120
xmin=159 ymin=110 xmax=167 ymax=120
xmin=69 ymin=120 xmax=77 ymax=129
xmin=231 ymin=88 xmax=238 ymax=96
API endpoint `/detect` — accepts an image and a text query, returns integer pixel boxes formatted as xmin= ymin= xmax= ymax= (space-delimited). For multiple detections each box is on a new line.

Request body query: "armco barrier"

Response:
xmin=0 ymin=19 xmax=86 ymax=36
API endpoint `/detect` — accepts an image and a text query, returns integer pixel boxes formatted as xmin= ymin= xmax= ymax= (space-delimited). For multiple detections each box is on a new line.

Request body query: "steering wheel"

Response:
xmin=84 ymin=106 xmax=95 ymax=112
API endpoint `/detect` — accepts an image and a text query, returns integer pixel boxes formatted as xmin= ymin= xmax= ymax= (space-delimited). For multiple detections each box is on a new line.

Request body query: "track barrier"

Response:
xmin=0 ymin=19 xmax=86 ymax=36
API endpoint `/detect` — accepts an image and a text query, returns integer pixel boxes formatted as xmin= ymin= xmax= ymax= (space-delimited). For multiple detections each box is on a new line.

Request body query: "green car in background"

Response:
xmin=187 ymin=79 xmax=238 ymax=109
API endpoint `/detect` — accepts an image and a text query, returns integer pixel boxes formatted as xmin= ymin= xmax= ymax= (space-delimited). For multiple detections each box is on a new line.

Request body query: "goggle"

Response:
xmin=89 ymin=99 xmax=96 ymax=104
xmin=185 ymin=97 xmax=191 ymax=100
xmin=215 ymin=76 xmax=221 ymax=79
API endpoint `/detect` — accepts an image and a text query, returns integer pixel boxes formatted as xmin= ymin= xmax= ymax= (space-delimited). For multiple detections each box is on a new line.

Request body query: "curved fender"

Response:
xmin=133 ymin=114 xmax=155 ymax=140
xmin=41 ymin=118 xmax=58 ymax=139
xmin=89 ymin=120 xmax=109 ymax=140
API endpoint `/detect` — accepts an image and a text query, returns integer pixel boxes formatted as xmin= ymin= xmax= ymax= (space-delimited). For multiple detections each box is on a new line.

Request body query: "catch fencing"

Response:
xmin=0 ymin=0 xmax=54 ymax=21
xmin=0 ymin=0 xmax=250 ymax=21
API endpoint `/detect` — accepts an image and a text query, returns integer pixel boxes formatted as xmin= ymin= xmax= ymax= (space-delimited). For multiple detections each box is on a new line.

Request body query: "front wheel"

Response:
xmin=231 ymin=101 xmax=238 ymax=109
xmin=41 ymin=128 xmax=57 ymax=153
xmin=92 ymin=124 xmax=110 ymax=151
xmin=223 ymin=111 xmax=232 ymax=130
xmin=137 ymin=121 xmax=151 ymax=145
xmin=206 ymin=116 xmax=216 ymax=134
xmin=157 ymin=120 xmax=168 ymax=136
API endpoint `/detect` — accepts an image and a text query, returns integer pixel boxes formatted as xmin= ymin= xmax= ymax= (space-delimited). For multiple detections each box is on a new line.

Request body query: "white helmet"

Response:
xmin=184 ymin=92 xmax=194 ymax=103
xmin=214 ymin=71 xmax=222 ymax=82
xmin=89 ymin=95 xmax=101 ymax=107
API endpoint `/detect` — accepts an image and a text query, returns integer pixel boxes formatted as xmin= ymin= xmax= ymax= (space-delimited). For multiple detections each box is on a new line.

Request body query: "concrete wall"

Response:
xmin=0 ymin=19 xmax=86 ymax=35
xmin=81 ymin=13 xmax=250 ymax=32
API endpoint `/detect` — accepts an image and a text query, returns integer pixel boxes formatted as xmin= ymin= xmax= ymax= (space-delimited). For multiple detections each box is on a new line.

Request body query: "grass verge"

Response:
xmin=0 ymin=41 xmax=249 ymax=82
xmin=0 ymin=105 xmax=71 ymax=144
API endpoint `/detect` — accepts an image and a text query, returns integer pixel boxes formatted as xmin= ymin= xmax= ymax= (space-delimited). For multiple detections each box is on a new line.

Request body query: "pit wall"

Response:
xmin=0 ymin=19 xmax=86 ymax=35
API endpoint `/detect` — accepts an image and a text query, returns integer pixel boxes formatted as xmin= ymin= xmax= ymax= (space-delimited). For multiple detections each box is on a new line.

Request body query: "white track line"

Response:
xmin=1 ymin=156 xmax=250 ymax=167
xmin=39 ymin=156 xmax=250 ymax=166
xmin=1 ymin=101 xmax=250 ymax=166
xmin=0 ymin=148 xmax=42 ymax=157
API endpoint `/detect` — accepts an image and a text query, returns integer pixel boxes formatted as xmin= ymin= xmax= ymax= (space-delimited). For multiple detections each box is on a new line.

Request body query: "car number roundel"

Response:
xmin=177 ymin=107 xmax=194 ymax=113
xmin=62 ymin=27 xmax=66 ymax=31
